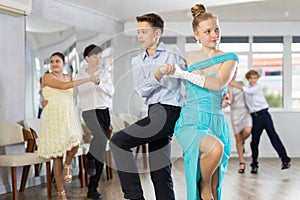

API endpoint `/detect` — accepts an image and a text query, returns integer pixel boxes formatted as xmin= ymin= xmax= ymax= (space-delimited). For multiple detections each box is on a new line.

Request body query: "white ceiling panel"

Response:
xmin=61 ymin=0 xmax=266 ymax=22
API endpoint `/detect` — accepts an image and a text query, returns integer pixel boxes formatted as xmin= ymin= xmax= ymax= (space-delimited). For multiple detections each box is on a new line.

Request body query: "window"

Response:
xmin=184 ymin=36 xmax=284 ymax=107
xmin=250 ymin=37 xmax=284 ymax=107
xmin=184 ymin=36 xmax=200 ymax=52
xmin=235 ymin=55 xmax=248 ymax=83
xmin=219 ymin=37 xmax=250 ymax=83
xmin=252 ymin=53 xmax=283 ymax=107
xmin=219 ymin=36 xmax=250 ymax=53
xmin=291 ymin=36 xmax=300 ymax=108
xmin=252 ymin=36 xmax=283 ymax=52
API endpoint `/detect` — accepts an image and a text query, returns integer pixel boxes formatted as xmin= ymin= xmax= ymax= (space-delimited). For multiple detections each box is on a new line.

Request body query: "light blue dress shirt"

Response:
xmin=131 ymin=42 xmax=186 ymax=107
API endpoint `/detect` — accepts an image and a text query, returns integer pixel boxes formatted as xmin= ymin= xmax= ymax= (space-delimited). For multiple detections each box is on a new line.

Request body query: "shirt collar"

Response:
xmin=142 ymin=42 xmax=166 ymax=60
xmin=79 ymin=65 xmax=88 ymax=74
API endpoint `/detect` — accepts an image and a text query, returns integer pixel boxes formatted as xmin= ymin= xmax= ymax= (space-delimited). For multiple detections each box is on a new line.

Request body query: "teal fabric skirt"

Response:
xmin=175 ymin=107 xmax=231 ymax=200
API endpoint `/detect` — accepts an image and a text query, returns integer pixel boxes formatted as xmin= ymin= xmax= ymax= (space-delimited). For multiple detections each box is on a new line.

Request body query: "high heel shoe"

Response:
xmin=238 ymin=162 xmax=245 ymax=173
xmin=63 ymin=164 xmax=72 ymax=183
xmin=199 ymin=185 xmax=214 ymax=200
xmin=57 ymin=190 xmax=67 ymax=200
xmin=200 ymin=196 xmax=213 ymax=200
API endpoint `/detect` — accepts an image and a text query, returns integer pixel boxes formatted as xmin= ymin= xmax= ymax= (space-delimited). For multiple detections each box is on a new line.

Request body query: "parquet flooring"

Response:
xmin=0 ymin=157 xmax=298 ymax=200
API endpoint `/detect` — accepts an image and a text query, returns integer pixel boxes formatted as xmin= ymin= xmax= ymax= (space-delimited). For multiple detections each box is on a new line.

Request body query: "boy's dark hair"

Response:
xmin=136 ymin=13 xmax=164 ymax=33
xmin=83 ymin=44 xmax=103 ymax=58
xmin=245 ymin=69 xmax=261 ymax=80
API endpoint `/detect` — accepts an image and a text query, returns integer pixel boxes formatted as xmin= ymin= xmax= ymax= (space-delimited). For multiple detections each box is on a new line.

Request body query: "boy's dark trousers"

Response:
xmin=82 ymin=108 xmax=110 ymax=191
xmin=110 ymin=103 xmax=181 ymax=200
xmin=250 ymin=108 xmax=290 ymax=167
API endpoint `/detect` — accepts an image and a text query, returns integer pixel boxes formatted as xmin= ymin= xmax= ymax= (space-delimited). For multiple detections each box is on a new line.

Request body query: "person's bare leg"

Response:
xmin=237 ymin=126 xmax=251 ymax=173
xmin=235 ymin=133 xmax=245 ymax=172
xmin=53 ymin=157 xmax=67 ymax=200
xmin=199 ymin=136 xmax=223 ymax=200
xmin=64 ymin=145 xmax=79 ymax=165
xmin=63 ymin=145 xmax=79 ymax=183
xmin=242 ymin=126 xmax=251 ymax=141
xmin=211 ymin=169 xmax=219 ymax=200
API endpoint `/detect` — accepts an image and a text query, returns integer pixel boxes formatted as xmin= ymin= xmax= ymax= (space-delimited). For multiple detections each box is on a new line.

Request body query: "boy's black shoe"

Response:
xmin=86 ymin=152 xmax=96 ymax=176
xmin=87 ymin=188 xmax=102 ymax=200
xmin=250 ymin=166 xmax=258 ymax=174
xmin=281 ymin=160 xmax=291 ymax=170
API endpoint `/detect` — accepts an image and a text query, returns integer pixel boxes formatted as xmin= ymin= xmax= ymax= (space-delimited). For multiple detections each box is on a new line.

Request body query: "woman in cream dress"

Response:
xmin=38 ymin=52 xmax=99 ymax=200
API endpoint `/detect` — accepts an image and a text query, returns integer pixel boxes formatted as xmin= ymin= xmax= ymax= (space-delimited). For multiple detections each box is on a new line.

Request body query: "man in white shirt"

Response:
xmin=75 ymin=44 xmax=114 ymax=200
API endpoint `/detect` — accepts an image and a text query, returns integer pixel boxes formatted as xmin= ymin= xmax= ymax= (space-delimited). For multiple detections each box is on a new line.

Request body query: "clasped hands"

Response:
xmin=158 ymin=64 xmax=230 ymax=108
xmin=159 ymin=64 xmax=199 ymax=78
xmin=90 ymin=74 xmax=100 ymax=85
xmin=159 ymin=64 xmax=176 ymax=75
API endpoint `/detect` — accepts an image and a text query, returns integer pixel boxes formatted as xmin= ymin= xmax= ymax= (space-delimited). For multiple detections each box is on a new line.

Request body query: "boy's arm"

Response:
xmin=132 ymin=59 xmax=161 ymax=98
xmin=229 ymin=80 xmax=244 ymax=91
xmin=242 ymin=84 xmax=261 ymax=94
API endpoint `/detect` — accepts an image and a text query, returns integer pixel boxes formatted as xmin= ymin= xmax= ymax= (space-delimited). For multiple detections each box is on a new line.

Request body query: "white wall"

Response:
xmin=0 ymin=12 xmax=31 ymax=195
xmin=257 ymin=110 xmax=299 ymax=157
xmin=0 ymin=13 xmax=26 ymax=122
xmin=111 ymin=34 xmax=148 ymax=117
xmin=225 ymin=110 xmax=300 ymax=158
xmin=125 ymin=21 xmax=300 ymax=37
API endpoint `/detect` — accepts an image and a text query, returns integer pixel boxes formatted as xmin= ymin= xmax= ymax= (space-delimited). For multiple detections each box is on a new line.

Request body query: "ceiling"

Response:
xmin=26 ymin=0 xmax=300 ymax=52
xmin=61 ymin=0 xmax=300 ymax=22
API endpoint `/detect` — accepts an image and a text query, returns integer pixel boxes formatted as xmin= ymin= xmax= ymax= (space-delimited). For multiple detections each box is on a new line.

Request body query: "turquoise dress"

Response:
xmin=174 ymin=53 xmax=239 ymax=200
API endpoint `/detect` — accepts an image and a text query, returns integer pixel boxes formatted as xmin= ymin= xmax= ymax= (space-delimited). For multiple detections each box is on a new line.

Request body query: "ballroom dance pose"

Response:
xmin=170 ymin=4 xmax=238 ymax=200
xmin=229 ymin=69 xmax=291 ymax=174
xmin=110 ymin=13 xmax=186 ymax=200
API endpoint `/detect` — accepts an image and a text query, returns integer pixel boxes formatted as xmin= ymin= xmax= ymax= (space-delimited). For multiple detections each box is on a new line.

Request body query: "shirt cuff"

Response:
xmin=150 ymin=73 xmax=161 ymax=84
xmin=98 ymin=81 xmax=104 ymax=88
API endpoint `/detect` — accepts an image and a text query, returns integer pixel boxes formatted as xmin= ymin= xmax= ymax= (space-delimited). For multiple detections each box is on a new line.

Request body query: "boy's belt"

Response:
xmin=251 ymin=108 xmax=268 ymax=117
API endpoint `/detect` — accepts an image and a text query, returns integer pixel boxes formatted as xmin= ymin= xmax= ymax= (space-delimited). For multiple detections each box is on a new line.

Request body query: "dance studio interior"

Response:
xmin=0 ymin=0 xmax=300 ymax=199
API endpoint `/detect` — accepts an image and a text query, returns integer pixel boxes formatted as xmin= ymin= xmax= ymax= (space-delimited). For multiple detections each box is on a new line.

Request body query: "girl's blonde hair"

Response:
xmin=191 ymin=4 xmax=218 ymax=31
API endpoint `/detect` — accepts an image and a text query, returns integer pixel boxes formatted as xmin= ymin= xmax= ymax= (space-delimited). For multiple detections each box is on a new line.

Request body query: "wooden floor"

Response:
xmin=0 ymin=157 xmax=299 ymax=200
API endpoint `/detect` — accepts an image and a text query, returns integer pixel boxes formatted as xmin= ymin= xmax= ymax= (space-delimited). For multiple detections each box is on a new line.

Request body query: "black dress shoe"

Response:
xmin=281 ymin=160 xmax=291 ymax=170
xmin=86 ymin=153 xmax=96 ymax=176
xmin=87 ymin=189 xmax=102 ymax=200
xmin=251 ymin=166 xmax=258 ymax=174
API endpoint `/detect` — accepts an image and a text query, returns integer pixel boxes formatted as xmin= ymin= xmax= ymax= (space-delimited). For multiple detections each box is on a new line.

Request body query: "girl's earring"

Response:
xmin=196 ymin=40 xmax=200 ymax=44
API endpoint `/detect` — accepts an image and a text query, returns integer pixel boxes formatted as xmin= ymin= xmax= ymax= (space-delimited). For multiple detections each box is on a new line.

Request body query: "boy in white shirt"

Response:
xmin=75 ymin=44 xmax=114 ymax=199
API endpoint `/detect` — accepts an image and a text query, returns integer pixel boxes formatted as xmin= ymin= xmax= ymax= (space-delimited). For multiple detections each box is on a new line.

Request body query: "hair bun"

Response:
xmin=191 ymin=4 xmax=206 ymax=17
